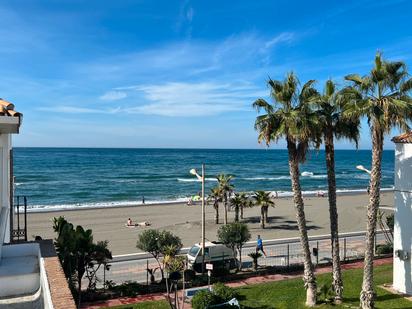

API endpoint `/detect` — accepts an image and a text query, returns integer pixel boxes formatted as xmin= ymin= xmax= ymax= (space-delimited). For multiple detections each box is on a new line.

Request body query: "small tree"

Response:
xmin=217 ymin=222 xmax=251 ymax=269
xmin=136 ymin=229 xmax=182 ymax=281
xmin=217 ymin=174 xmax=234 ymax=225
xmin=208 ymin=187 xmax=222 ymax=224
xmin=52 ymin=216 xmax=112 ymax=308
xmin=248 ymin=252 xmax=262 ymax=271
xmin=230 ymin=193 xmax=247 ymax=222
xmin=253 ymin=191 xmax=275 ymax=228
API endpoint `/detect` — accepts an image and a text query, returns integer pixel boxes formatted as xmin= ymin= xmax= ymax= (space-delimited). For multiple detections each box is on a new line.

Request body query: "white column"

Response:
xmin=393 ymin=143 xmax=412 ymax=294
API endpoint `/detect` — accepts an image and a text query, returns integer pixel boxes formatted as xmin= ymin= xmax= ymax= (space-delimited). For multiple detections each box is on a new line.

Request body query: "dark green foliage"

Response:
xmin=376 ymin=243 xmax=393 ymax=255
xmin=136 ymin=229 xmax=182 ymax=280
xmin=212 ymin=282 xmax=238 ymax=302
xmin=317 ymin=283 xmax=335 ymax=303
xmin=52 ymin=216 xmax=112 ymax=307
xmin=386 ymin=214 xmax=394 ymax=233
xmin=191 ymin=284 xmax=237 ymax=309
xmin=217 ymin=222 xmax=251 ymax=269
xmin=191 ymin=290 xmax=218 ymax=309
xmin=248 ymin=252 xmax=262 ymax=271
xmin=111 ymin=281 xmax=146 ymax=297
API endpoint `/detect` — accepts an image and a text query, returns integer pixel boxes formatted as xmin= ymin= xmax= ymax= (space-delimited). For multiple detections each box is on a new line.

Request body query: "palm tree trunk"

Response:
xmin=325 ymin=129 xmax=343 ymax=303
xmin=264 ymin=206 xmax=269 ymax=224
xmin=235 ymin=206 xmax=239 ymax=222
xmin=260 ymin=207 xmax=265 ymax=229
xmin=214 ymin=202 xmax=219 ymax=224
xmin=240 ymin=204 xmax=244 ymax=219
xmin=224 ymin=196 xmax=228 ymax=225
xmin=287 ymin=139 xmax=317 ymax=306
xmin=360 ymin=127 xmax=383 ymax=309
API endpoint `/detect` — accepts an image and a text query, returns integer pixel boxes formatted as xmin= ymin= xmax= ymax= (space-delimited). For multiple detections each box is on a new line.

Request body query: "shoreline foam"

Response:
xmin=24 ymin=187 xmax=394 ymax=213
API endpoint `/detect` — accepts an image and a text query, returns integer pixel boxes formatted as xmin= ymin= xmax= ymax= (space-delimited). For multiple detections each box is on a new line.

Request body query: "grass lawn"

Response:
xmin=105 ymin=264 xmax=412 ymax=308
xmin=101 ymin=300 xmax=169 ymax=309
xmin=238 ymin=264 xmax=411 ymax=309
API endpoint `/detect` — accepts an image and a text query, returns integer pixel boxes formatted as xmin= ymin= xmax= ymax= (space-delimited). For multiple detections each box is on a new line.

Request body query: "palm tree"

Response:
xmin=229 ymin=193 xmax=247 ymax=222
xmin=239 ymin=192 xmax=249 ymax=220
xmin=253 ymin=72 xmax=319 ymax=306
xmin=344 ymin=52 xmax=412 ymax=309
xmin=208 ymin=187 xmax=222 ymax=224
xmin=252 ymin=191 xmax=274 ymax=228
xmin=311 ymin=80 xmax=360 ymax=303
xmin=217 ymin=174 xmax=234 ymax=224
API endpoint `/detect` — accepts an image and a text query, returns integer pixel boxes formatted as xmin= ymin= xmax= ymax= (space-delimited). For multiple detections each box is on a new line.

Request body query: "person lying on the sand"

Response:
xmin=125 ymin=218 xmax=151 ymax=227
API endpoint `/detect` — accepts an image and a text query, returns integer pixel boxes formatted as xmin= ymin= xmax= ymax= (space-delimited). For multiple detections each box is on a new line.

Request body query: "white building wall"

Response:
xmin=0 ymin=133 xmax=11 ymax=263
xmin=393 ymin=143 xmax=412 ymax=294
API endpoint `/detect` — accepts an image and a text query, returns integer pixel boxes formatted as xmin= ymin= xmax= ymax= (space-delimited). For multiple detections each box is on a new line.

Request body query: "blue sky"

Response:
xmin=1 ymin=0 xmax=411 ymax=149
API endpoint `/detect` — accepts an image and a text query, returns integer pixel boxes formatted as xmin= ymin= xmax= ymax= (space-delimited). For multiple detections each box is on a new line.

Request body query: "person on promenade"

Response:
xmin=256 ymin=235 xmax=267 ymax=257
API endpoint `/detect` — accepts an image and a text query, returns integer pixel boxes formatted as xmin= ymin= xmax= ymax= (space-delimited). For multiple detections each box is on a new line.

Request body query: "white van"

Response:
xmin=187 ymin=241 xmax=238 ymax=273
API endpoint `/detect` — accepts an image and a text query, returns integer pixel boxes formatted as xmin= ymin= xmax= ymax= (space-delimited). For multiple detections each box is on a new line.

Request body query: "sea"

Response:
xmin=13 ymin=148 xmax=395 ymax=212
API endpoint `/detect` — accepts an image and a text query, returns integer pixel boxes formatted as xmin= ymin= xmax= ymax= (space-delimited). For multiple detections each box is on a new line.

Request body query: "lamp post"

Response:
xmin=356 ymin=165 xmax=371 ymax=175
xmin=190 ymin=164 xmax=205 ymax=274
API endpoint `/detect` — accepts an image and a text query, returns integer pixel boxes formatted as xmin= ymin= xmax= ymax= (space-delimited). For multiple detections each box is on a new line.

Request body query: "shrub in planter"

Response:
xmin=191 ymin=290 xmax=218 ymax=309
xmin=376 ymin=243 xmax=393 ymax=255
xmin=248 ymin=252 xmax=262 ymax=271
xmin=212 ymin=282 xmax=237 ymax=303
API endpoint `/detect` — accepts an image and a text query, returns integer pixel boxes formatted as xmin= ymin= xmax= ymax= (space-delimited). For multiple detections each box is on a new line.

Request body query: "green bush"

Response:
xmin=191 ymin=283 xmax=237 ymax=309
xmin=191 ymin=290 xmax=217 ymax=309
xmin=376 ymin=243 xmax=393 ymax=255
xmin=212 ymin=282 xmax=237 ymax=302
xmin=112 ymin=281 xmax=145 ymax=297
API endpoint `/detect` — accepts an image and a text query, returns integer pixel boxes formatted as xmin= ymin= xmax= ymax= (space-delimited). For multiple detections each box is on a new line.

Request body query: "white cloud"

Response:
xmin=100 ymin=90 xmax=127 ymax=101
xmin=125 ymin=81 xmax=266 ymax=117
xmin=38 ymin=105 xmax=119 ymax=114
xmin=264 ymin=32 xmax=295 ymax=49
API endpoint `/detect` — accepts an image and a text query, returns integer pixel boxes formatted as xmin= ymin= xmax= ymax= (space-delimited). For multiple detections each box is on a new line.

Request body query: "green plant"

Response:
xmin=136 ymin=229 xmax=182 ymax=281
xmin=376 ymin=243 xmax=393 ymax=255
xmin=248 ymin=252 xmax=262 ymax=271
xmin=317 ymin=283 xmax=335 ymax=303
xmin=52 ymin=216 xmax=112 ymax=308
xmin=212 ymin=282 xmax=238 ymax=303
xmin=112 ymin=281 xmax=145 ymax=297
xmin=217 ymin=222 xmax=251 ymax=269
xmin=191 ymin=290 xmax=217 ymax=309
xmin=252 ymin=190 xmax=275 ymax=228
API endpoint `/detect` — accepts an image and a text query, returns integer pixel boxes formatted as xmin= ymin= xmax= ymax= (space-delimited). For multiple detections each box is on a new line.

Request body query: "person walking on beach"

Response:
xmin=256 ymin=235 xmax=267 ymax=257
xmin=142 ymin=196 xmax=145 ymax=204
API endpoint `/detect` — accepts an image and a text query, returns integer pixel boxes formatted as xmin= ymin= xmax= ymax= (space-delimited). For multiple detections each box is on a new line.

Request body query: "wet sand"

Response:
xmin=27 ymin=192 xmax=394 ymax=255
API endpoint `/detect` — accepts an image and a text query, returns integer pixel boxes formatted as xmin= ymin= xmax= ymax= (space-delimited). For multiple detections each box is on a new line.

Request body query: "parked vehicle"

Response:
xmin=187 ymin=241 xmax=238 ymax=273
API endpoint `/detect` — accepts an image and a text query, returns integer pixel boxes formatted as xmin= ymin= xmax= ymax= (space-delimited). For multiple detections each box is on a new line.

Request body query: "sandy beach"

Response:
xmin=27 ymin=191 xmax=394 ymax=255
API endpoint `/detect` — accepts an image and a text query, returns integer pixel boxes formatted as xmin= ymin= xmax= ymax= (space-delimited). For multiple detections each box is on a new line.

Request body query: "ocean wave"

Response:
xmin=24 ymin=187 xmax=395 ymax=213
xmin=242 ymin=176 xmax=290 ymax=181
xmin=301 ymin=171 xmax=327 ymax=179
xmin=177 ymin=178 xmax=218 ymax=183
xmin=26 ymin=197 xmax=190 ymax=213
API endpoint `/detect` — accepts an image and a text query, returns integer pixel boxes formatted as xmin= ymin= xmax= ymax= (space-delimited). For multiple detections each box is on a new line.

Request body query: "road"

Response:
xmin=89 ymin=230 xmax=387 ymax=287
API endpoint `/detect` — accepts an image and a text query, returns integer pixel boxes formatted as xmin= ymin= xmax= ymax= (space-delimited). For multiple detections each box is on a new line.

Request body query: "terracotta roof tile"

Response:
xmin=392 ymin=132 xmax=412 ymax=143
xmin=0 ymin=98 xmax=21 ymax=117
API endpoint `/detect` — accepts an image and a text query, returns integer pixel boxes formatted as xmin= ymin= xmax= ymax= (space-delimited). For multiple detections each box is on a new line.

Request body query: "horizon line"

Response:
xmin=12 ymin=146 xmax=395 ymax=151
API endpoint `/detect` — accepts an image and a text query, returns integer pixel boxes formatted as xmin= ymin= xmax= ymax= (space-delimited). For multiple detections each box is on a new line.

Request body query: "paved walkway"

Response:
xmin=81 ymin=257 xmax=392 ymax=309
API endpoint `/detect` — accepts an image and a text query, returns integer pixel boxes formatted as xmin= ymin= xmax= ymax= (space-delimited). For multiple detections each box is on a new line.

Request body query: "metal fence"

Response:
xmin=92 ymin=230 xmax=388 ymax=288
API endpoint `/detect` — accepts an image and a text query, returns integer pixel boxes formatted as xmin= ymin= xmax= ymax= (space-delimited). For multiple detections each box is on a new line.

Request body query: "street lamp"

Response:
xmin=356 ymin=165 xmax=371 ymax=175
xmin=190 ymin=164 xmax=205 ymax=274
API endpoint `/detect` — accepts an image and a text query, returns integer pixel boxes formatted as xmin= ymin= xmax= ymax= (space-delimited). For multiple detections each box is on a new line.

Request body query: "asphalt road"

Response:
xmin=89 ymin=231 xmax=386 ymax=287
